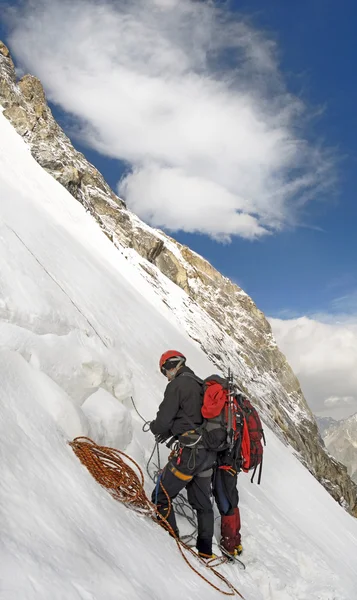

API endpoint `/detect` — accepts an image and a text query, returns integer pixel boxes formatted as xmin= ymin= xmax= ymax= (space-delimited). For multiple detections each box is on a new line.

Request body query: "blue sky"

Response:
xmin=1 ymin=0 xmax=357 ymax=418
xmin=228 ymin=0 xmax=357 ymax=316
xmin=172 ymin=0 xmax=357 ymax=317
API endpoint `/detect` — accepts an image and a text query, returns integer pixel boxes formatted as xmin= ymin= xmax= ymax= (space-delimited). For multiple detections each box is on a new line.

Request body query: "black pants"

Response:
xmin=152 ymin=446 xmax=216 ymax=555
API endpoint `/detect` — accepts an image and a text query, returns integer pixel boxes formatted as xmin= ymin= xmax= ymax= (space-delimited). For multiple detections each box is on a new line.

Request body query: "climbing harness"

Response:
xmin=69 ymin=437 xmax=245 ymax=598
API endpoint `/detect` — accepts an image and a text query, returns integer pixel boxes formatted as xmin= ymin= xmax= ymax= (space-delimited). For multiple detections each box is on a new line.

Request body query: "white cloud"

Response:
xmin=324 ymin=396 xmax=355 ymax=408
xmin=7 ymin=0 xmax=332 ymax=240
xmin=270 ymin=316 xmax=357 ymax=420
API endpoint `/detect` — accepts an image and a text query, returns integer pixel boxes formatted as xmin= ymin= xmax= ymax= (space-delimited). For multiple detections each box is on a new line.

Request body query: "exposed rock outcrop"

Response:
xmin=1 ymin=41 xmax=356 ymax=515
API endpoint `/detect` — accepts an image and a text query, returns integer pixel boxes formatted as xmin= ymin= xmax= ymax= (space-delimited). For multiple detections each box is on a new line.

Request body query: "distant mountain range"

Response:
xmin=316 ymin=414 xmax=357 ymax=484
xmin=316 ymin=416 xmax=339 ymax=437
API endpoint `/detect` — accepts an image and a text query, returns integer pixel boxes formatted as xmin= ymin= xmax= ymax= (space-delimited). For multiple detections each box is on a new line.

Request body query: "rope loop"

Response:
xmin=69 ymin=437 xmax=245 ymax=598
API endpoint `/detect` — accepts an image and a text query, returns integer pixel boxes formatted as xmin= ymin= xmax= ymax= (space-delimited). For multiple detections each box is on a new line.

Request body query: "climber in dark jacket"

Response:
xmin=150 ymin=350 xmax=216 ymax=559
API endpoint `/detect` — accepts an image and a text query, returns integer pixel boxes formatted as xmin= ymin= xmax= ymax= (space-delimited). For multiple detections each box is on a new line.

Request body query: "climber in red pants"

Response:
xmin=213 ymin=448 xmax=242 ymax=557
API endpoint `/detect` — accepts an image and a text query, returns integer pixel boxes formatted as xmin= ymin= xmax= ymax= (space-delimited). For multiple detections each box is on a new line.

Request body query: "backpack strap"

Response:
xmin=240 ymin=417 xmax=251 ymax=473
xmin=179 ymin=372 xmax=204 ymax=385
xmin=180 ymin=371 xmax=226 ymax=429
xmin=173 ymin=371 xmax=204 ymax=433
xmin=250 ymin=454 xmax=263 ymax=484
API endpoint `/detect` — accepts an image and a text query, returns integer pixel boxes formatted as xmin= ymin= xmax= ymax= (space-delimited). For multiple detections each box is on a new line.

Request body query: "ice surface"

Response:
xmin=82 ymin=388 xmax=133 ymax=449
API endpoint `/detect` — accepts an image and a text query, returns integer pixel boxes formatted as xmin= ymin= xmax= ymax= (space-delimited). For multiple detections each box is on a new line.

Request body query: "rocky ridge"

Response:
xmin=1 ymin=40 xmax=356 ymax=515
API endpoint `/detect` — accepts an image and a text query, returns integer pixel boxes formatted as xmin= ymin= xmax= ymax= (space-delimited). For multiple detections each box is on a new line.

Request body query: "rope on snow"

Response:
xmin=69 ymin=437 xmax=245 ymax=598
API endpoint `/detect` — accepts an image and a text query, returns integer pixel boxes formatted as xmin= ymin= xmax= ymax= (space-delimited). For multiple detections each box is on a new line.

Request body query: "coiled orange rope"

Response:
xmin=69 ymin=437 xmax=245 ymax=598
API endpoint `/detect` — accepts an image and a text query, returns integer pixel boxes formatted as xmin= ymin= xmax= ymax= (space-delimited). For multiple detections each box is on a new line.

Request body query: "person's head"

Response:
xmin=159 ymin=350 xmax=186 ymax=381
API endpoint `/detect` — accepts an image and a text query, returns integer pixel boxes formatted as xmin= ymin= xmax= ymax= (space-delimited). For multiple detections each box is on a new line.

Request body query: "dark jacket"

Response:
xmin=150 ymin=366 xmax=203 ymax=437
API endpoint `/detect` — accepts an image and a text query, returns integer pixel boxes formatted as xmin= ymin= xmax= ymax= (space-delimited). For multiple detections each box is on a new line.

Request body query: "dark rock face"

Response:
xmin=1 ymin=41 xmax=356 ymax=516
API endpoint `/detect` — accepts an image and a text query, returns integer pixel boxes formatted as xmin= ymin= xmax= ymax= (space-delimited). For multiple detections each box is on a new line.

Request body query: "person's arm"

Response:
xmin=150 ymin=381 xmax=180 ymax=435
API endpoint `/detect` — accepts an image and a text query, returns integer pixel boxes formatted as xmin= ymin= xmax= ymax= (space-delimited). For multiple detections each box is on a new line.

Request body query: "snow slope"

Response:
xmin=1 ymin=110 xmax=357 ymax=600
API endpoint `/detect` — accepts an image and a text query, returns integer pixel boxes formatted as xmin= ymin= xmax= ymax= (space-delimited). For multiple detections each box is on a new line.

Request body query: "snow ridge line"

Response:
xmin=5 ymin=223 xmax=109 ymax=348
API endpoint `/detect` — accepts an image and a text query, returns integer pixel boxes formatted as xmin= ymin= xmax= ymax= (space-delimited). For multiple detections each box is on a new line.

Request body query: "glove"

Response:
xmin=155 ymin=432 xmax=171 ymax=444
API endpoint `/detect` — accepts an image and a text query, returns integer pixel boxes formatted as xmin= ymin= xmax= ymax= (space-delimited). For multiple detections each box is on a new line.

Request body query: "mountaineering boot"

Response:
xmin=154 ymin=504 xmax=180 ymax=538
xmin=219 ymin=545 xmax=238 ymax=561
xmin=196 ymin=537 xmax=213 ymax=558
xmin=198 ymin=551 xmax=217 ymax=560
xmin=219 ymin=544 xmax=246 ymax=570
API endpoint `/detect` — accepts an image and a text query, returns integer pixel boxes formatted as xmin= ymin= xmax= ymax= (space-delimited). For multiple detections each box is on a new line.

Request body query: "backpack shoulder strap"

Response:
xmin=240 ymin=417 xmax=251 ymax=473
xmin=179 ymin=372 xmax=204 ymax=385
xmin=176 ymin=372 xmax=204 ymax=432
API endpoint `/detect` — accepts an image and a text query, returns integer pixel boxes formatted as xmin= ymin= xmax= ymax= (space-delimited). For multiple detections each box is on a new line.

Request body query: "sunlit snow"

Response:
xmin=1 ymin=111 xmax=357 ymax=600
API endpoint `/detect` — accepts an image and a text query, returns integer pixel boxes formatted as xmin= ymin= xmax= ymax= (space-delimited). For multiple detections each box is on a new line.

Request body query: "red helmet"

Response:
xmin=159 ymin=350 xmax=186 ymax=373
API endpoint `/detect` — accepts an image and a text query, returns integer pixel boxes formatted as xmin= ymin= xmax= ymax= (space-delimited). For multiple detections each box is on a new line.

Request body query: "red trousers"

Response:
xmin=221 ymin=507 xmax=241 ymax=552
xmin=212 ymin=464 xmax=241 ymax=553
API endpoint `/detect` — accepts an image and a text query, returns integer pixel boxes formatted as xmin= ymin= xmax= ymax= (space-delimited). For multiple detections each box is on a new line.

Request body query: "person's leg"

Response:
xmin=221 ymin=472 xmax=241 ymax=548
xmin=152 ymin=464 xmax=192 ymax=537
xmin=187 ymin=466 xmax=214 ymax=556
xmin=152 ymin=447 xmax=215 ymax=548
xmin=212 ymin=466 xmax=232 ymax=514
xmin=213 ymin=467 xmax=240 ymax=553
xmin=233 ymin=504 xmax=242 ymax=550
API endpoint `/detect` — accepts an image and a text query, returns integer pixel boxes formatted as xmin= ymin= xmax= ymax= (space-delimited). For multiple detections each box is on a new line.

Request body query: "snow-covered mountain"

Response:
xmin=0 ymin=40 xmax=356 ymax=517
xmin=1 ymin=50 xmax=357 ymax=599
xmin=316 ymin=415 xmax=357 ymax=483
xmin=316 ymin=416 xmax=339 ymax=438
xmin=323 ymin=414 xmax=357 ymax=484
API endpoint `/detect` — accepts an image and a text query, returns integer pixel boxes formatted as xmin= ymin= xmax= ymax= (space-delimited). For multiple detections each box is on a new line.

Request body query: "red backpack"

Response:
xmin=235 ymin=394 xmax=265 ymax=482
xmin=187 ymin=373 xmax=265 ymax=483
